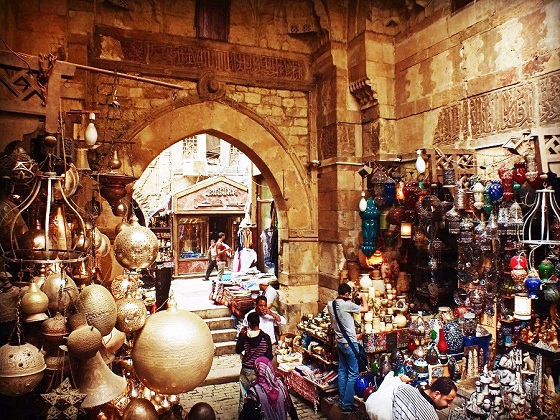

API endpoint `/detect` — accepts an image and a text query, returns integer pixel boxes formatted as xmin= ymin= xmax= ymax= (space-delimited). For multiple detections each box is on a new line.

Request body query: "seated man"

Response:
xmin=392 ymin=376 xmax=457 ymax=420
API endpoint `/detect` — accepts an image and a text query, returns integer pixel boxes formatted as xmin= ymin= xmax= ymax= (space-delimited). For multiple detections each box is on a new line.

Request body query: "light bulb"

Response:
xmin=359 ymin=191 xmax=367 ymax=212
xmin=415 ymin=149 xmax=426 ymax=174
xmin=84 ymin=112 xmax=97 ymax=146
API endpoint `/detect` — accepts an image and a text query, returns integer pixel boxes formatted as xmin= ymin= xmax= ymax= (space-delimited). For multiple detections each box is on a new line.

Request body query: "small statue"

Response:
xmin=523 ymin=352 xmax=535 ymax=372
xmin=546 ymin=368 xmax=556 ymax=393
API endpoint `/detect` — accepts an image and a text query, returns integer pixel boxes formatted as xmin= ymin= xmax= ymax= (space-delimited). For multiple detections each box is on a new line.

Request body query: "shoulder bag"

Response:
xmin=332 ymin=300 xmax=368 ymax=372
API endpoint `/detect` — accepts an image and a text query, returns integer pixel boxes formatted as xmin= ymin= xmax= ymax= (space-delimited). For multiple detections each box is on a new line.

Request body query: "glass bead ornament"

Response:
xmin=385 ymin=178 xmax=396 ymax=207
xmin=510 ymin=254 xmax=528 ymax=270
xmin=371 ymin=169 xmax=387 ymax=207
xmin=538 ymin=258 xmax=554 ymax=280
xmin=487 ymin=180 xmax=503 ymax=203
xmin=511 ymin=263 xmax=528 ymax=291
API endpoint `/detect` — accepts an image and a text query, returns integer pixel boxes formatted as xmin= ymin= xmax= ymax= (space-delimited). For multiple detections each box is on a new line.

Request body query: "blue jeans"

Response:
xmin=337 ymin=342 xmax=359 ymax=409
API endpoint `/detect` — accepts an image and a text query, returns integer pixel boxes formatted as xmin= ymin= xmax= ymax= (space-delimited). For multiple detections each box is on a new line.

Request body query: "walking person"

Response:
xmin=327 ymin=283 xmax=369 ymax=413
xmin=236 ymin=312 xmax=273 ymax=414
xmin=204 ymin=239 xmax=217 ymax=281
xmin=240 ymin=357 xmax=299 ymax=420
xmin=215 ymin=232 xmax=231 ymax=281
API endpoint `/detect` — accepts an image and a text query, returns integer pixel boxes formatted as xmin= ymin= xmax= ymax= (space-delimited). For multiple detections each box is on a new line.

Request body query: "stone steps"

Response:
xmin=193 ymin=302 xmax=241 ymax=384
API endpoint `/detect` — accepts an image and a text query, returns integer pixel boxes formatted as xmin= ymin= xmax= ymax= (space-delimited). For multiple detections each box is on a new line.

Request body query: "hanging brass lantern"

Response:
xmin=115 ymin=294 xmax=147 ymax=333
xmin=0 ymin=342 xmax=46 ymax=396
xmin=5 ymin=171 xmax=89 ymax=264
xmin=67 ymin=318 xmax=103 ymax=360
xmin=110 ymin=274 xmax=139 ymax=300
xmin=113 ymin=216 xmax=158 ymax=270
xmin=131 ymin=295 xmax=214 ymax=394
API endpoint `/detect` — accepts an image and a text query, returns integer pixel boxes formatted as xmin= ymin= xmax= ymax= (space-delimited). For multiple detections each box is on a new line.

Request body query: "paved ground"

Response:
xmin=179 ymin=381 xmax=330 ymax=420
xmin=170 ymin=275 xmax=330 ymax=419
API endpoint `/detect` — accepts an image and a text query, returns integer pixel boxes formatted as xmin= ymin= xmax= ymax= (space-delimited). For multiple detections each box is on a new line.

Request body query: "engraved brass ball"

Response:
xmin=131 ymin=307 xmax=214 ymax=394
xmin=67 ymin=324 xmax=103 ymax=360
xmin=76 ymin=285 xmax=117 ymax=336
xmin=113 ymin=217 xmax=158 ymax=270
xmin=115 ymin=296 xmax=147 ymax=333
xmin=0 ymin=343 xmax=46 ymax=396
xmin=122 ymin=397 xmax=159 ymax=420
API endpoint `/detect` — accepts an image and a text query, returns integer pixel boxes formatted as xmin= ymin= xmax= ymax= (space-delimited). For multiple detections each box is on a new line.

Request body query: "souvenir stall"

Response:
xmin=346 ymin=144 xmax=560 ymax=419
xmin=278 ymin=142 xmax=560 ymax=419
xmin=172 ymin=176 xmax=248 ymax=276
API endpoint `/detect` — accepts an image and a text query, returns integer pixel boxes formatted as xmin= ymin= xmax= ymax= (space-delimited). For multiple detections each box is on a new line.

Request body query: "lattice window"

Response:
xmin=182 ymin=137 xmax=198 ymax=160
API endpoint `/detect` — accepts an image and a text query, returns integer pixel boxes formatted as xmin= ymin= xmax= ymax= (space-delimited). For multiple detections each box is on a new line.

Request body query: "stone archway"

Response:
xmin=122 ymin=98 xmax=320 ymax=326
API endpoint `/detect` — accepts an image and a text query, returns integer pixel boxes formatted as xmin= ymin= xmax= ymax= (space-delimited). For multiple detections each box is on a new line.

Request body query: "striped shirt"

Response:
xmin=392 ymin=384 xmax=438 ymax=420
xmin=236 ymin=330 xmax=273 ymax=369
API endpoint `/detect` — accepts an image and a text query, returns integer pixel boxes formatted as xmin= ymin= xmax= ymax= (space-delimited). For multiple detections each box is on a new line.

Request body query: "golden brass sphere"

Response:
xmin=122 ymin=398 xmax=159 ymax=420
xmin=67 ymin=324 xmax=103 ymax=360
xmin=131 ymin=300 xmax=214 ymax=394
xmin=113 ymin=217 xmax=158 ymax=270
xmin=115 ymin=296 xmax=147 ymax=333
xmin=110 ymin=274 xmax=139 ymax=300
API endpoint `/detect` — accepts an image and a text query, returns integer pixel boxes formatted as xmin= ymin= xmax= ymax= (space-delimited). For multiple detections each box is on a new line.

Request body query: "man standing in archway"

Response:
xmin=215 ymin=232 xmax=230 ymax=281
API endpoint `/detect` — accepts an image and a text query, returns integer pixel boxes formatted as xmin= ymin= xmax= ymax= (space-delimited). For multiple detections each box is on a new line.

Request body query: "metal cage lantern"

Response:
xmin=522 ymin=187 xmax=560 ymax=246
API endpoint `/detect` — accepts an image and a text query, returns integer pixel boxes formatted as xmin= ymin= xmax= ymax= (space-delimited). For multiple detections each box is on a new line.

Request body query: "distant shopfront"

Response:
xmin=172 ymin=176 xmax=248 ymax=276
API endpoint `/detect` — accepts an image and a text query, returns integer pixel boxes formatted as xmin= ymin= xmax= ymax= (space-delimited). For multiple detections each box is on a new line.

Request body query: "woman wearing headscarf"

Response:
xmin=239 ymin=357 xmax=299 ymax=420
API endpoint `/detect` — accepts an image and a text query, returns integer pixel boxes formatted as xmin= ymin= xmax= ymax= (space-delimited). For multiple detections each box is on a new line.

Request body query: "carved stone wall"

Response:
xmin=394 ymin=0 xmax=560 ymax=156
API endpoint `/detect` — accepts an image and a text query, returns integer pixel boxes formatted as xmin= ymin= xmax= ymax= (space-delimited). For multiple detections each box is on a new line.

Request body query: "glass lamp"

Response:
xmin=514 ymin=293 xmax=531 ymax=320
xmin=84 ymin=112 xmax=98 ymax=147
xmin=400 ymin=222 xmax=412 ymax=239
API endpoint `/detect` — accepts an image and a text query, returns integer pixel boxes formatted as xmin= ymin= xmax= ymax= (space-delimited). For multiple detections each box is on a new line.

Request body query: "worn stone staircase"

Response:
xmin=191 ymin=305 xmax=242 ymax=385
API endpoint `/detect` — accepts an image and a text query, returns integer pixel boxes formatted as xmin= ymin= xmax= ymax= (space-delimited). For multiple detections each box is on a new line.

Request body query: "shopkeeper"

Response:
xmin=242 ymin=295 xmax=285 ymax=345
xmin=258 ymin=278 xmax=279 ymax=312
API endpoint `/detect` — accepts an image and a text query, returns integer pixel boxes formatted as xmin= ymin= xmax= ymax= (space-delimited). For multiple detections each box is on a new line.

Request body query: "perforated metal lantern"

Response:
xmin=113 ymin=216 xmax=158 ymax=270
xmin=0 ymin=342 xmax=46 ymax=396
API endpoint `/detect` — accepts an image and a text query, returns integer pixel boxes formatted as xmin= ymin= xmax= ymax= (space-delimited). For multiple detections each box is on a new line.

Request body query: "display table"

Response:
xmin=278 ymin=369 xmax=321 ymax=413
xmin=212 ymin=272 xmax=276 ymax=316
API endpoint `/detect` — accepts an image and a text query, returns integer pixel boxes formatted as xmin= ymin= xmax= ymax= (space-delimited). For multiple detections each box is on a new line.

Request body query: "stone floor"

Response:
xmin=170 ymin=275 xmax=330 ymax=419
